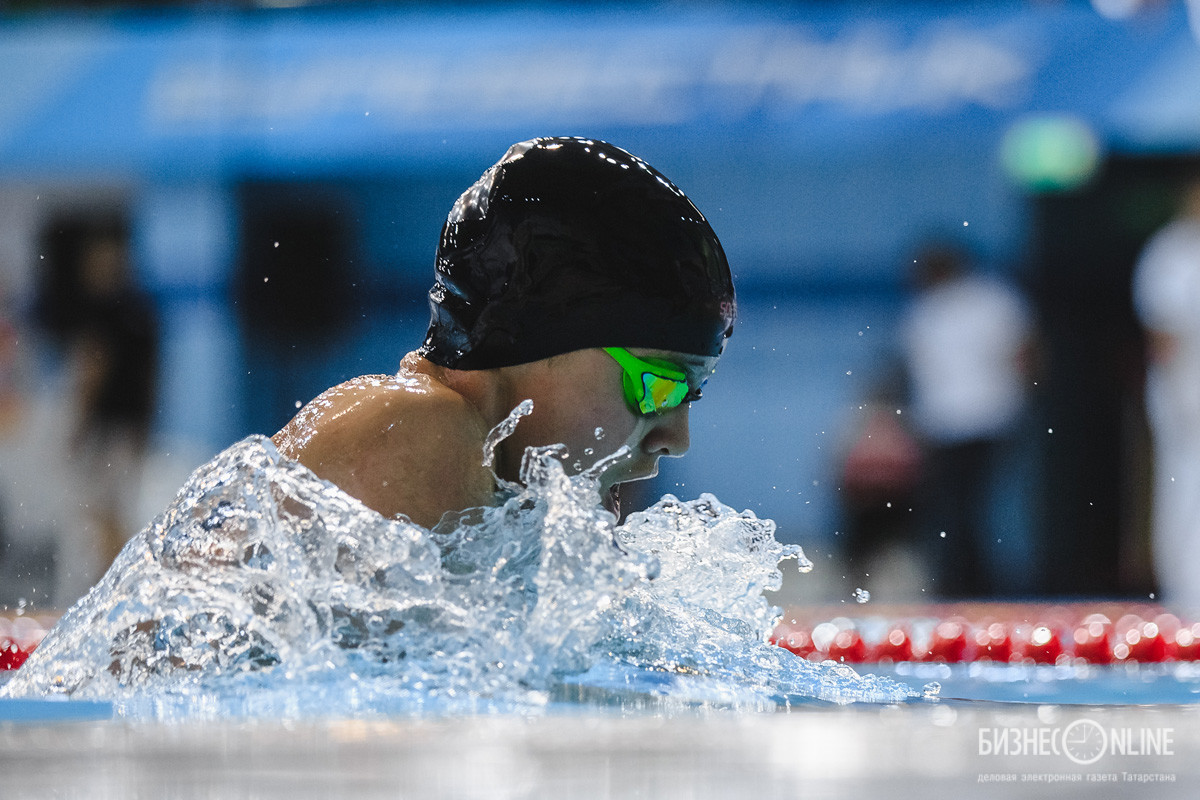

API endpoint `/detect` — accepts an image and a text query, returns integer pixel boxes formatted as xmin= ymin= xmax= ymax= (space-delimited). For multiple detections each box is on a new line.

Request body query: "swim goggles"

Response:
xmin=603 ymin=347 xmax=702 ymax=416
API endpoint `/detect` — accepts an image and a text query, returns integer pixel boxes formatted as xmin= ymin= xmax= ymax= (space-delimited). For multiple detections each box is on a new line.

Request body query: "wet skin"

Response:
xmin=272 ymin=348 xmax=717 ymax=529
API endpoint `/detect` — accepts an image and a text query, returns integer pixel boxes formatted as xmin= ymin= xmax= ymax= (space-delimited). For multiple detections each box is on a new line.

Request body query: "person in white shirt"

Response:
xmin=1133 ymin=177 xmax=1200 ymax=613
xmin=902 ymin=243 xmax=1035 ymax=597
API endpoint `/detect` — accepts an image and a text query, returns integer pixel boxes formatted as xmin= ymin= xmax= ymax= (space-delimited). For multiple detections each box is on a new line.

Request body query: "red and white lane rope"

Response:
xmin=6 ymin=606 xmax=1199 ymax=672
xmin=771 ymin=607 xmax=1200 ymax=665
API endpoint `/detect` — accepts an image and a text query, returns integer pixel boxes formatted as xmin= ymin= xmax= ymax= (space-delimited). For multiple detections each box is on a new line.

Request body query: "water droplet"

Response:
xmin=593 ymin=427 xmax=606 ymax=440
xmin=939 ymin=531 xmax=947 ymax=538
xmin=853 ymin=588 xmax=870 ymax=604
xmin=583 ymin=448 xmax=594 ymax=456
xmin=294 ymin=400 xmax=302 ymax=409
xmin=923 ymin=681 xmax=942 ymax=698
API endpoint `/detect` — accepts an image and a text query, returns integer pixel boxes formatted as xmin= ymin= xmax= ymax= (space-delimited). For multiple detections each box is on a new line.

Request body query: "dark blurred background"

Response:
xmin=0 ymin=0 xmax=1197 ymax=610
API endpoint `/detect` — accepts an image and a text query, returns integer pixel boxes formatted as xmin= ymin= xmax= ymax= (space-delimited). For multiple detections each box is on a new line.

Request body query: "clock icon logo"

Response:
xmin=1063 ymin=718 xmax=1107 ymax=765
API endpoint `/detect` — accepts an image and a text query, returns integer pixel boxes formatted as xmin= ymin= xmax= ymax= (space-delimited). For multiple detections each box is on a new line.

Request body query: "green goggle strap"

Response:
xmin=603 ymin=347 xmax=691 ymax=415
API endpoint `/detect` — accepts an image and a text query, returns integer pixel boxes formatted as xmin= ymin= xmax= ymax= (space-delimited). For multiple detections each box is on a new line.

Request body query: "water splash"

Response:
xmin=4 ymin=418 xmax=914 ymax=717
xmin=481 ymin=398 xmax=533 ymax=469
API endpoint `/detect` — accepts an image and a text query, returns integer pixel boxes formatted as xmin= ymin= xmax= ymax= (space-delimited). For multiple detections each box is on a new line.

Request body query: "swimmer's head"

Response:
xmin=420 ymin=137 xmax=736 ymax=369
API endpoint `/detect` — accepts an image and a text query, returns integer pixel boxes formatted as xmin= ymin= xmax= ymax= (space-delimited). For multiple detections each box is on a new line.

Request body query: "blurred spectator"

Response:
xmin=902 ymin=242 xmax=1036 ymax=598
xmin=1132 ymin=175 xmax=1200 ymax=612
xmin=0 ymin=277 xmax=20 ymax=439
xmin=837 ymin=368 xmax=925 ymax=598
xmin=0 ymin=268 xmax=69 ymax=610
xmin=34 ymin=218 xmax=159 ymax=592
xmin=0 ymin=277 xmax=19 ymax=558
xmin=68 ymin=231 xmax=159 ymax=574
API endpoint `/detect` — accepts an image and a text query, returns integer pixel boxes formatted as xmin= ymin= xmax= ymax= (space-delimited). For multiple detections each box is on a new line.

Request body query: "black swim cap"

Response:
xmin=420 ymin=137 xmax=736 ymax=369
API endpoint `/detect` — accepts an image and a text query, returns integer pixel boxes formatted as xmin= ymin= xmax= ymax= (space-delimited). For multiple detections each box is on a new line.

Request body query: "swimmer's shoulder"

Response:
xmin=274 ymin=367 xmax=483 ymax=450
xmin=272 ymin=361 xmax=493 ymax=527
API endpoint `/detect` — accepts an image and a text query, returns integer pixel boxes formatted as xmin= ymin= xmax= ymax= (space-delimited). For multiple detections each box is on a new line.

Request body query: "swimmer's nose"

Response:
xmin=643 ymin=405 xmax=690 ymax=458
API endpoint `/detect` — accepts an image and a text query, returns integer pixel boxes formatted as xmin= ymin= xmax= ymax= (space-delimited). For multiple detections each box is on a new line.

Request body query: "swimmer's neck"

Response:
xmin=403 ymin=351 xmax=530 ymax=481
xmin=402 ymin=352 xmax=508 ymax=429
xmin=402 ymin=351 xmax=627 ymax=516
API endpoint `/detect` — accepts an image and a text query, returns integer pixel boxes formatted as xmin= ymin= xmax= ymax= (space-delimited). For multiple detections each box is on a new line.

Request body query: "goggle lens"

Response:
xmin=604 ymin=347 xmax=697 ymax=416
xmin=642 ymin=371 xmax=688 ymax=413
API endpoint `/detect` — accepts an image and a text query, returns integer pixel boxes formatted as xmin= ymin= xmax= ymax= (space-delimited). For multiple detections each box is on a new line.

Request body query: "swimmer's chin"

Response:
xmin=600 ymin=463 xmax=658 ymax=516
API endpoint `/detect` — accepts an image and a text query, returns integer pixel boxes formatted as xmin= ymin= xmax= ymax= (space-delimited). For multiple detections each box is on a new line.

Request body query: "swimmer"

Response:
xmin=272 ymin=137 xmax=736 ymax=528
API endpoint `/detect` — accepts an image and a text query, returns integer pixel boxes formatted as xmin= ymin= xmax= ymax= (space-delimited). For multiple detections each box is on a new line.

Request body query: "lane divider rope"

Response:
xmin=770 ymin=609 xmax=1199 ymax=665
xmin=6 ymin=608 xmax=1197 ymax=671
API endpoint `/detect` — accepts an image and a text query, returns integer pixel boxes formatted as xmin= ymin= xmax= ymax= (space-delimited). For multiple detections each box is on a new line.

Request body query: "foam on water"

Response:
xmin=3 ymin=405 xmax=914 ymax=718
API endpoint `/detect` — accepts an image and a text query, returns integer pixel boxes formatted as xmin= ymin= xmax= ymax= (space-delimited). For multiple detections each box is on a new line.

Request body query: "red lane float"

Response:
xmin=770 ymin=606 xmax=1200 ymax=666
xmin=0 ymin=616 xmax=51 ymax=671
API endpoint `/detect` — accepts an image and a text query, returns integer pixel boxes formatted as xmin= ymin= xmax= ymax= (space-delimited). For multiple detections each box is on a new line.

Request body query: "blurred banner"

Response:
xmin=0 ymin=3 xmax=1197 ymax=174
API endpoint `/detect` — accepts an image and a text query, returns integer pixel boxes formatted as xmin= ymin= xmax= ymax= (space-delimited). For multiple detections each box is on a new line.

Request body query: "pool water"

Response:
xmin=0 ymin=426 xmax=913 ymax=718
xmin=881 ymin=661 xmax=1200 ymax=705
xmin=3 ymin=408 xmax=1198 ymax=795
xmin=5 ymin=648 xmax=1198 ymax=720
